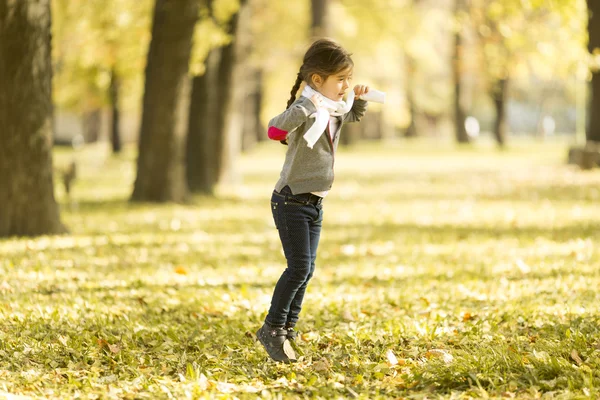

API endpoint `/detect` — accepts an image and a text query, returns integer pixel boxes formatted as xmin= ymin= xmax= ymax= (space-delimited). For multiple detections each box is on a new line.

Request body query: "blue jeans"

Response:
xmin=265 ymin=186 xmax=323 ymax=328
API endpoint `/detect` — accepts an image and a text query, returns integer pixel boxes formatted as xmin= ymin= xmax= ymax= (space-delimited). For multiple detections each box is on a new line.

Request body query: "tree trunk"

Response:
xmin=453 ymin=0 xmax=470 ymax=143
xmin=311 ymin=0 xmax=330 ymax=38
xmin=340 ymin=120 xmax=361 ymax=145
xmin=588 ymin=0 xmax=600 ymax=142
xmin=404 ymin=55 xmax=419 ymax=138
xmin=0 ymin=0 xmax=66 ymax=237
xmin=242 ymin=68 xmax=265 ymax=152
xmin=186 ymin=53 xmax=217 ymax=194
xmin=254 ymin=69 xmax=266 ymax=144
xmin=131 ymin=0 xmax=198 ymax=202
xmin=109 ymin=68 xmax=122 ymax=154
xmin=215 ymin=0 xmax=249 ymax=187
xmin=492 ymin=78 xmax=509 ymax=148
xmin=82 ymin=109 xmax=101 ymax=143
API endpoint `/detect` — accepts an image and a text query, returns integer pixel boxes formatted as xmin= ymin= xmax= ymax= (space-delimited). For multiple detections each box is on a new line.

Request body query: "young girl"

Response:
xmin=256 ymin=38 xmax=369 ymax=363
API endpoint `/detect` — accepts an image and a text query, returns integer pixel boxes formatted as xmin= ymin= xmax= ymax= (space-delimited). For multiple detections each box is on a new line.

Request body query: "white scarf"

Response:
xmin=301 ymin=85 xmax=355 ymax=148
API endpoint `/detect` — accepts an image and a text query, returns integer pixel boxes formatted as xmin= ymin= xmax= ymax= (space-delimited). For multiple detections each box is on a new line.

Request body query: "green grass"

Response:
xmin=1 ymin=138 xmax=599 ymax=399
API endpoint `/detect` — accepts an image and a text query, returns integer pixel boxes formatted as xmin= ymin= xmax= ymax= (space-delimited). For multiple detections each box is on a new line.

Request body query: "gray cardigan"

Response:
xmin=267 ymin=96 xmax=368 ymax=194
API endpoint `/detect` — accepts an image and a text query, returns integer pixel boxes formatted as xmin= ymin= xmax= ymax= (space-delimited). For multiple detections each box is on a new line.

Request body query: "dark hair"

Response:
xmin=286 ymin=38 xmax=354 ymax=109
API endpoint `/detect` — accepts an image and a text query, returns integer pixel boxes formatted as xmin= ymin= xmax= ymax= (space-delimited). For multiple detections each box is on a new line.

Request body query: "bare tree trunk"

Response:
xmin=492 ymin=78 xmax=509 ymax=148
xmin=253 ymin=69 xmax=266 ymax=144
xmin=82 ymin=109 xmax=101 ymax=143
xmin=340 ymin=120 xmax=361 ymax=145
xmin=588 ymin=0 xmax=600 ymax=142
xmin=186 ymin=73 xmax=210 ymax=193
xmin=187 ymin=48 xmax=222 ymax=194
xmin=0 ymin=0 xmax=66 ymax=237
xmin=109 ymin=68 xmax=122 ymax=153
xmin=404 ymin=55 xmax=419 ymax=138
xmin=186 ymin=0 xmax=250 ymax=193
xmin=311 ymin=0 xmax=330 ymax=38
xmin=242 ymin=68 xmax=265 ymax=152
xmin=210 ymin=0 xmax=249 ymax=187
xmin=131 ymin=0 xmax=199 ymax=202
xmin=453 ymin=0 xmax=469 ymax=143
xmin=82 ymin=108 xmax=102 ymax=143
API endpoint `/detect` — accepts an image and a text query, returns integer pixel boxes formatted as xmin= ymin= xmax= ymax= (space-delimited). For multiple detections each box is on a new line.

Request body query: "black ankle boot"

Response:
xmin=256 ymin=323 xmax=296 ymax=363
xmin=286 ymin=326 xmax=297 ymax=341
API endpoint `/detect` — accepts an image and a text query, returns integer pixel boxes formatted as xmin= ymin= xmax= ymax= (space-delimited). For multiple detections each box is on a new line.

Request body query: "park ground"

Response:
xmin=1 ymin=138 xmax=599 ymax=399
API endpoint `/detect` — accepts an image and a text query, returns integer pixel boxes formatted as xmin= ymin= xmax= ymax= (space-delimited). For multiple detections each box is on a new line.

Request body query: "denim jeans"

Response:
xmin=265 ymin=186 xmax=323 ymax=328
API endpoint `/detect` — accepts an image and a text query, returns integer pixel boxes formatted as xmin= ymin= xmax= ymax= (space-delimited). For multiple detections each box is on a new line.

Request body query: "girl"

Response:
xmin=256 ymin=38 xmax=369 ymax=363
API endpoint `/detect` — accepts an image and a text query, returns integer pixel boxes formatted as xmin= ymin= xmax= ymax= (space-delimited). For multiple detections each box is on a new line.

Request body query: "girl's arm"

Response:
xmin=343 ymin=84 xmax=369 ymax=123
xmin=267 ymin=99 xmax=317 ymax=141
xmin=343 ymin=98 xmax=368 ymax=123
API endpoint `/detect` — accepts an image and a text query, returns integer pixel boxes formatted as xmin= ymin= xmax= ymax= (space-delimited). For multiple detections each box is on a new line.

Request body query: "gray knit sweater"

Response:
xmin=267 ymin=96 xmax=368 ymax=194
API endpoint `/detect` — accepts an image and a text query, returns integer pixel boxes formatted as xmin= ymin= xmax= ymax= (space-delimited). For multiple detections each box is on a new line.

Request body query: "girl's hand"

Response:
xmin=310 ymin=94 xmax=324 ymax=109
xmin=353 ymin=85 xmax=370 ymax=98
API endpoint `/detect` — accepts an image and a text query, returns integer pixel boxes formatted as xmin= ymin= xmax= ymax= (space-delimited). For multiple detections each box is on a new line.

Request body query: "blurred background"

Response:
xmin=1 ymin=0 xmax=599 ymax=236
xmin=49 ymin=0 xmax=590 ymax=147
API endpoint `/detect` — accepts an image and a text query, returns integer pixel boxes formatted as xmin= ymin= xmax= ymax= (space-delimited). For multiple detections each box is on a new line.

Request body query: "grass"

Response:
xmin=1 ymin=137 xmax=599 ymax=399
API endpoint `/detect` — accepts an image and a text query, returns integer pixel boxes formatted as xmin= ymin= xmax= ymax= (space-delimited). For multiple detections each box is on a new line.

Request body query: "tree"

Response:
xmin=587 ymin=0 xmax=600 ymax=142
xmin=186 ymin=0 xmax=250 ymax=194
xmin=0 ymin=0 xmax=66 ymax=237
xmin=131 ymin=0 xmax=200 ymax=202
xmin=311 ymin=0 xmax=330 ymax=38
xmin=109 ymin=68 xmax=122 ymax=153
xmin=453 ymin=0 xmax=470 ymax=143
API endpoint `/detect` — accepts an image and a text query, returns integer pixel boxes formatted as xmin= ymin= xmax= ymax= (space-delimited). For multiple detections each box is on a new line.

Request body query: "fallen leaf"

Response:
xmin=342 ymin=309 xmax=354 ymax=321
xmin=301 ymin=331 xmax=318 ymax=342
xmin=571 ymin=349 xmax=583 ymax=365
xmin=174 ymin=266 xmax=188 ymax=275
xmin=425 ymin=349 xmax=453 ymax=364
xmin=313 ymin=359 xmax=330 ymax=372
xmin=282 ymin=340 xmax=296 ymax=361
xmin=515 ymin=259 xmax=531 ymax=274
xmin=198 ymin=373 xmax=209 ymax=391
xmin=108 ymin=344 xmax=120 ymax=354
xmin=386 ymin=349 xmax=398 ymax=366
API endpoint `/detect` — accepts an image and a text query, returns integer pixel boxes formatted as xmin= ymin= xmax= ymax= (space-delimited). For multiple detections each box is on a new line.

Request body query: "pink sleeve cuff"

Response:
xmin=268 ymin=126 xmax=288 ymax=141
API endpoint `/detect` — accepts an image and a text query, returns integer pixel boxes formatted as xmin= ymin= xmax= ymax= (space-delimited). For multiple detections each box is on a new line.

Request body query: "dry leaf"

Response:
xmin=386 ymin=349 xmax=398 ymax=366
xmin=198 ymin=373 xmax=209 ymax=391
xmin=108 ymin=344 xmax=120 ymax=354
xmin=571 ymin=349 xmax=583 ymax=365
xmin=301 ymin=331 xmax=318 ymax=342
xmin=425 ymin=349 xmax=454 ymax=364
xmin=313 ymin=359 xmax=330 ymax=372
xmin=342 ymin=309 xmax=354 ymax=321
xmin=515 ymin=259 xmax=531 ymax=274
xmin=174 ymin=266 xmax=188 ymax=275
xmin=282 ymin=340 xmax=296 ymax=361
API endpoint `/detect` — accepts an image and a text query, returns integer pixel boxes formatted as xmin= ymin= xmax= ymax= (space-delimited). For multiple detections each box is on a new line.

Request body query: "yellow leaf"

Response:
xmin=174 ymin=266 xmax=188 ymax=275
xmin=571 ymin=349 xmax=583 ymax=365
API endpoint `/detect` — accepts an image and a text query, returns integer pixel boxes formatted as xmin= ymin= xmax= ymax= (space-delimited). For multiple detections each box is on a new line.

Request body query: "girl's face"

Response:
xmin=313 ymin=67 xmax=353 ymax=101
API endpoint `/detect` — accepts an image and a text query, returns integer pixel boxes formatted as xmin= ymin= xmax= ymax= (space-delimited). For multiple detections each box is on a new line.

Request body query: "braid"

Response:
xmin=286 ymin=73 xmax=303 ymax=109
xmin=280 ymin=72 xmax=303 ymax=145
